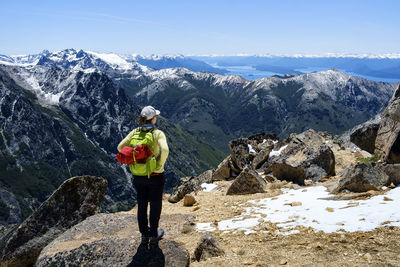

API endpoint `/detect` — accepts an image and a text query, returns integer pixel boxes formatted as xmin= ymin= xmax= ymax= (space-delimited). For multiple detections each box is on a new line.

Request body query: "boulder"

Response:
xmin=36 ymin=213 xmax=192 ymax=267
xmin=168 ymin=170 xmax=213 ymax=203
xmin=1 ymin=176 xmax=107 ymax=267
xmin=383 ymin=163 xmax=400 ymax=185
xmin=270 ymin=163 xmax=306 ymax=185
xmin=252 ymin=139 xmax=275 ymax=170
xmin=268 ymin=131 xmax=335 ymax=183
xmin=183 ymin=194 xmax=197 ymax=207
xmin=229 ymin=133 xmax=278 ymax=171
xmin=193 ymin=232 xmax=225 ymax=262
xmin=331 ymin=162 xmax=390 ymax=193
xmin=375 ymin=84 xmax=400 ymax=163
xmin=350 ymin=122 xmax=380 ymax=154
xmin=212 ymin=156 xmax=231 ymax=181
xmin=227 ymin=167 xmax=267 ymax=195
xmin=229 ymin=138 xmax=257 ymax=170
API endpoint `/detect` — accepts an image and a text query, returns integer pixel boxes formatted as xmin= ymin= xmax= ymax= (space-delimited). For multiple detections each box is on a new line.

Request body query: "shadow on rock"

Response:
xmin=128 ymin=242 xmax=165 ymax=267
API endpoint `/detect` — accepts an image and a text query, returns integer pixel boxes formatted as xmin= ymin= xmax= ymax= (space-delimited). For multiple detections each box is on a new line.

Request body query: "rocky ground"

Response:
xmin=144 ymin=178 xmax=400 ymax=267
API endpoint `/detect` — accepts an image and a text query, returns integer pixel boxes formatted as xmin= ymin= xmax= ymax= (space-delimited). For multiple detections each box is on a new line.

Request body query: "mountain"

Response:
xmin=0 ymin=49 xmax=397 ymax=221
xmin=120 ymin=67 xmax=396 ymax=152
xmin=191 ymin=55 xmax=400 ymax=81
xmin=131 ymin=54 xmax=227 ymax=74
xmin=0 ymin=64 xmax=225 ymax=223
xmin=0 ymin=49 xmax=225 ymax=75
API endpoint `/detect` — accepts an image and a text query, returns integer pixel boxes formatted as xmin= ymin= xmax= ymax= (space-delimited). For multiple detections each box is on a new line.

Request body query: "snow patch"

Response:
xmin=25 ymin=75 xmax=62 ymax=105
xmin=248 ymin=144 xmax=256 ymax=155
xmin=196 ymin=186 xmax=400 ymax=235
xmin=86 ymin=51 xmax=132 ymax=70
xmin=201 ymin=183 xmax=217 ymax=192
xmin=268 ymin=144 xmax=288 ymax=158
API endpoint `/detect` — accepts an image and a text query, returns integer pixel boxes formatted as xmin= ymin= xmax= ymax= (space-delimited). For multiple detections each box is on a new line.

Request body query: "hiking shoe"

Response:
xmin=156 ymin=229 xmax=165 ymax=240
xmin=149 ymin=229 xmax=165 ymax=247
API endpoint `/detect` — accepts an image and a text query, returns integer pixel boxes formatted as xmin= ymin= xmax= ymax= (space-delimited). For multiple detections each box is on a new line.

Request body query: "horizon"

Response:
xmin=1 ymin=0 xmax=399 ymax=55
xmin=4 ymin=48 xmax=400 ymax=59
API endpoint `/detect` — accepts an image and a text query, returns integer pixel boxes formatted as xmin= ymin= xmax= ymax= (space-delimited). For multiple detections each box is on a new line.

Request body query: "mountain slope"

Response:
xmin=120 ymin=68 xmax=396 ymax=152
xmin=0 ymin=64 xmax=225 ymax=223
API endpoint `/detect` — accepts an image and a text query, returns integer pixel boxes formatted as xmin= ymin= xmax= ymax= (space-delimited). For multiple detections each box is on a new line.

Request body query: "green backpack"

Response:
xmin=129 ymin=128 xmax=157 ymax=178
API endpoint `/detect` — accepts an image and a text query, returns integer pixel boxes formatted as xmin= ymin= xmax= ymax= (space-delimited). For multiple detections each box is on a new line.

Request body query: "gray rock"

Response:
xmin=36 ymin=213 xmax=192 ymax=267
xmin=193 ymin=232 xmax=225 ymax=262
xmin=168 ymin=170 xmax=213 ymax=203
xmin=252 ymin=139 xmax=275 ymax=170
xmin=383 ymin=163 xmax=400 ymax=185
xmin=229 ymin=133 xmax=278 ymax=171
xmin=270 ymin=163 xmax=306 ymax=185
xmin=331 ymin=162 xmax=390 ymax=193
xmin=375 ymin=84 xmax=400 ymax=163
xmin=268 ymin=130 xmax=335 ymax=184
xmin=212 ymin=156 xmax=231 ymax=181
xmin=229 ymin=138 xmax=257 ymax=170
xmin=1 ymin=176 xmax=107 ymax=267
xmin=227 ymin=167 xmax=267 ymax=195
xmin=350 ymin=121 xmax=380 ymax=154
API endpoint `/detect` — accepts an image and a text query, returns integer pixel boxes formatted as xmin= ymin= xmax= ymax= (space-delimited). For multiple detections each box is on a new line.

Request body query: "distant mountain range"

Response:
xmin=2 ymin=49 xmax=399 ymax=82
xmin=0 ymin=48 xmax=397 ymax=223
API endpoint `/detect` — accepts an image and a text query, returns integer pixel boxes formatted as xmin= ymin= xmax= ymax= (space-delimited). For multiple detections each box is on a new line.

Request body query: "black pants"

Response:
xmin=133 ymin=173 xmax=165 ymax=237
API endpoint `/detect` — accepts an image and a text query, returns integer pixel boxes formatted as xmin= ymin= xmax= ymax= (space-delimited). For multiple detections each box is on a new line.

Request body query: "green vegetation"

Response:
xmin=356 ymin=154 xmax=380 ymax=163
xmin=270 ymin=81 xmax=305 ymax=112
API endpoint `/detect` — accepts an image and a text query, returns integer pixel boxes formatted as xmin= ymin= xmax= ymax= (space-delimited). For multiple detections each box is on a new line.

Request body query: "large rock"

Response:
xmin=252 ymin=139 xmax=275 ymax=170
xmin=212 ymin=156 xmax=231 ymax=181
xmin=229 ymin=133 xmax=277 ymax=171
xmin=375 ymin=84 xmax=400 ymax=163
xmin=383 ymin=163 xmax=400 ymax=185
xmin=331 ymin=162 xmax=390 ymax=193
xmin=268 ymin=130 xmax=335 ymax=183
xmin=350 ymin=122 xmax=380 ymax=154
xmin=229 ymin=138 xmax=257 ymax=170
xmin=1 ymin=176 xmax=107 ymax=267
xmin=227 ymin=167 xmax=267 ymax=195
xmin=193 ymin=232 xmax=225 ymax=262
xmin=168 ymin=170 xmax=213 ymax=203
xmin=36 ymin=213 xmax=192 ymax=267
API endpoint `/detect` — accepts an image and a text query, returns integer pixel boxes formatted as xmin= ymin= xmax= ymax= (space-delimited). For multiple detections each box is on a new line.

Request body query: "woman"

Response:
xmin=117 ymin=106 xmax=169 ymax=246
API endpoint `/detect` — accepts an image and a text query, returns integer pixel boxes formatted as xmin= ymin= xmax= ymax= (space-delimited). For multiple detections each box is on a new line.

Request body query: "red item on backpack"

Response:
xmin=134 ymin=145 xmax=153 ymax=164
xmin=116 ymin=146 xmax=134 ymax=165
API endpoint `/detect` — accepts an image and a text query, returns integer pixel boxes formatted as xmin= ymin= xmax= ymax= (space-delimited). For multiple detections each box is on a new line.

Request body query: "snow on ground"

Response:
xmin=197 ymin=186 xmax=400 ymax=235
xmin=201 ymin=183 xmax=218 ymax=192
xmin=268 ymin=144 xmax=288 ymax=158
xmin=24 ymin=75 xmax=63 ymax=105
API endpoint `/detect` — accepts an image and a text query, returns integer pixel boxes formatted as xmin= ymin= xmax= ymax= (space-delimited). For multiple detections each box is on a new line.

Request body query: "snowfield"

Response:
xmin=197 ymin=185 xmax=400 ymax=235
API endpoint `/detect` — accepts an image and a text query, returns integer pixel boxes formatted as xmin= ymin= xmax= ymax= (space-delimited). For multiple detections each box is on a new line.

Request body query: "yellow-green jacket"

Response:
xmin=117 ymin=127 xmax=169 ymax=173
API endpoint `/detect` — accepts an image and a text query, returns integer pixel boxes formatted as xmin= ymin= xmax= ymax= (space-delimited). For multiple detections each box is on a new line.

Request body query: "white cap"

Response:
xmin=140 ymin=106 xmax=160 ymax=120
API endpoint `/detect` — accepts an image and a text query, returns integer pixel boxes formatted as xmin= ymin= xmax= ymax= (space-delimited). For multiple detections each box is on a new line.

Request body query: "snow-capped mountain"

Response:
xmin=0 ymin=48 xmax=397 ymax=222
xmin=0 ymin=49 xmax=223 ymax=75
xmin=123 ymin=66 xmax=396 ymax=151
xmin=0 ymin=63 xmax=224 ymax=223
xmin=0 ymin=50 xmax=50 ymax=66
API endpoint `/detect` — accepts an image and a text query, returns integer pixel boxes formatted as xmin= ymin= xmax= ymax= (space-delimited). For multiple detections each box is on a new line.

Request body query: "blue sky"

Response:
xmin=1 ymin=0 xmax=399 ymax=55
